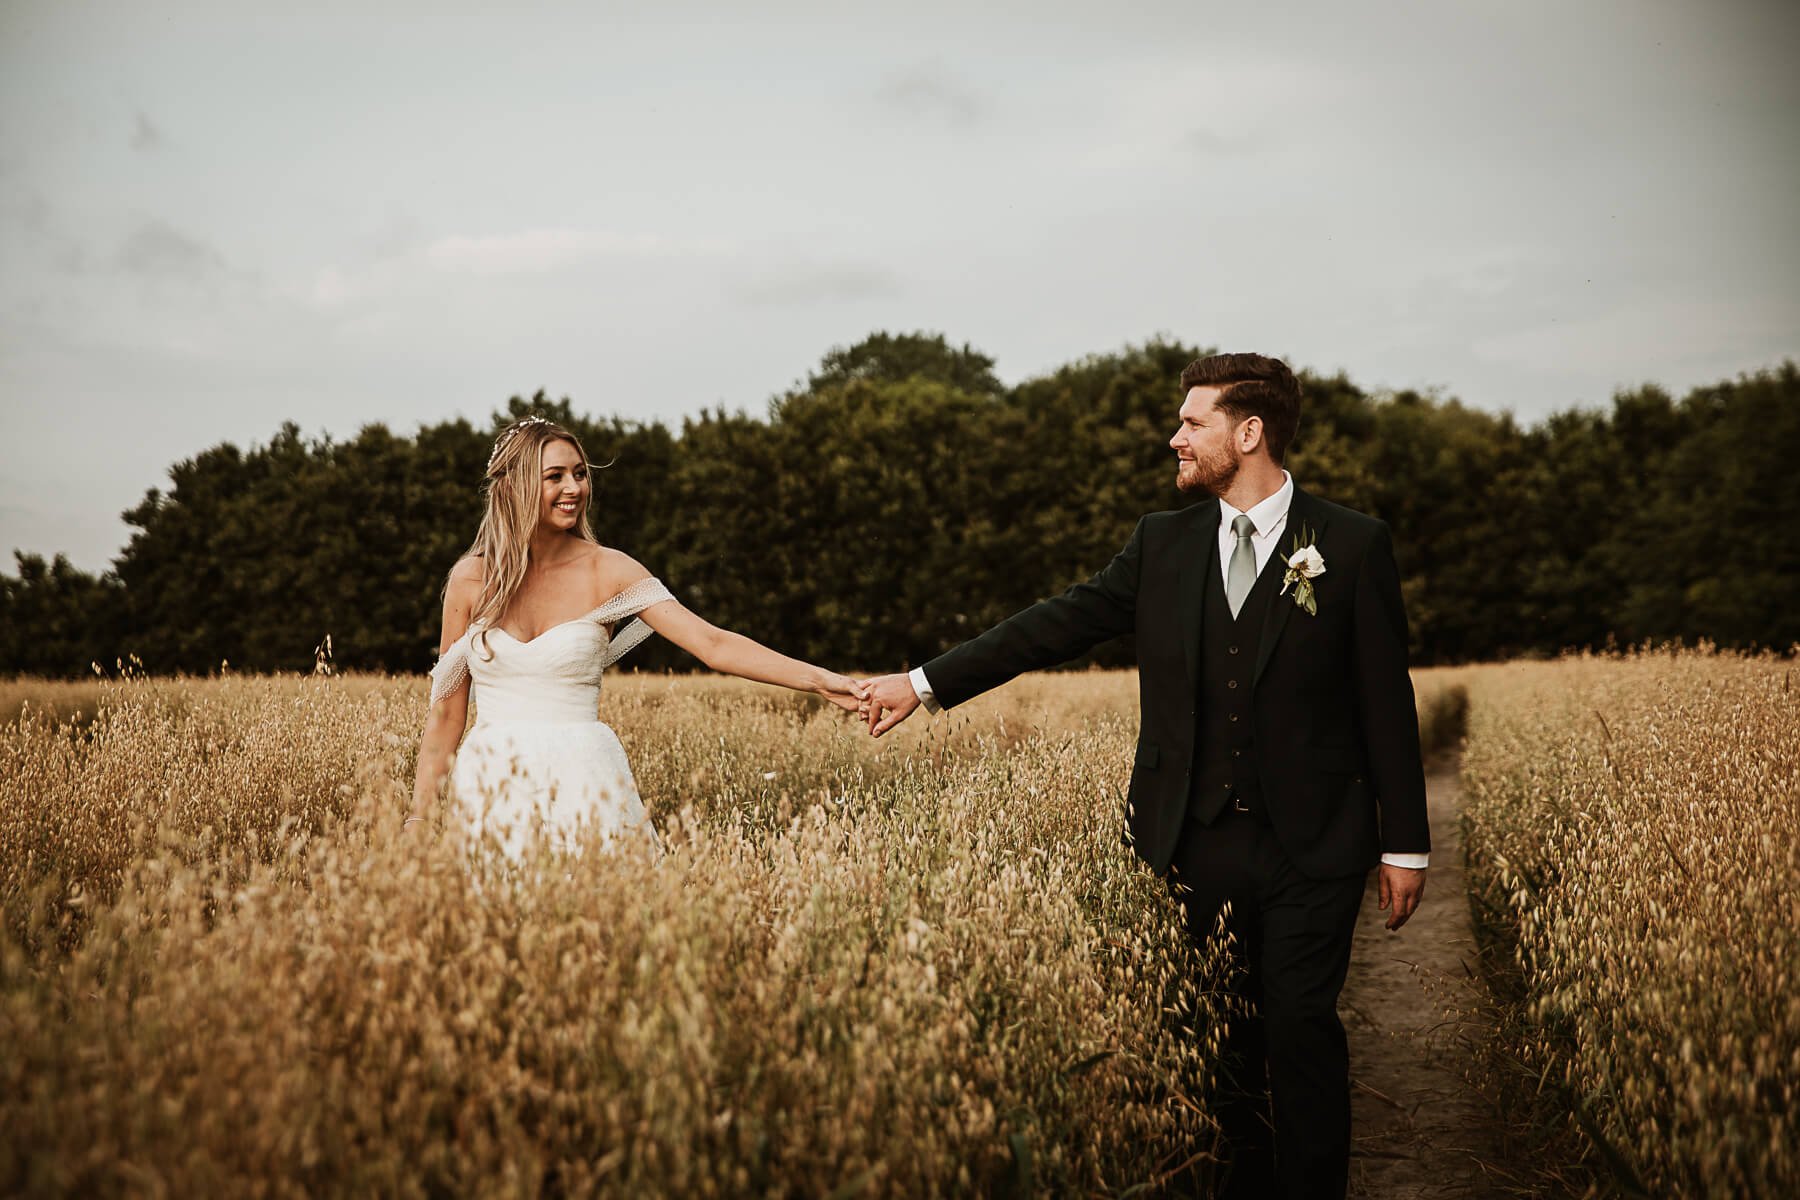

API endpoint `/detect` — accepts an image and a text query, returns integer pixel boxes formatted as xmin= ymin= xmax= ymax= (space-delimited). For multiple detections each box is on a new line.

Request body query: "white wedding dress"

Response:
xmin=428 ymin=577 xmax=673 ymax=858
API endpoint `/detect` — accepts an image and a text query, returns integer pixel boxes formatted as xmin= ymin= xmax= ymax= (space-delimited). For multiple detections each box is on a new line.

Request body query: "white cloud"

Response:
xmin=1430 ymin=247 xmax=1550 ymax=301
xmin=131 ymin=110 xmax=165 ymax=152
xmin=875 ymin=63 xmax=987 ymax=127
xmin=303 ymin=228 xmax=733 ymax=308
xmin=423 ymin=228 xmax=729 ymax=275
xmin=1472 ymin=294 xmax=1785 ymax=376
xmin=734 ymin=262 xmax=902 ymax=306
xmin=116 ymin=220 xmax=223 ymax=279
xmin=1075 ymin=47 xmax=1345 ymax=171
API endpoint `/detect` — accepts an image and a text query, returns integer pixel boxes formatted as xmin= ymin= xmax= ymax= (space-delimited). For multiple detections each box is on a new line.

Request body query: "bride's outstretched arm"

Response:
xmin=408 ymin=560 xmax=480 ymax=828
xmin=594 ymin=550 xmax=865 ymax=712
xmin=641 ymin=599 xmax=866 ymax=712
xmin=601 ymin=561 xmax=860 ymax=713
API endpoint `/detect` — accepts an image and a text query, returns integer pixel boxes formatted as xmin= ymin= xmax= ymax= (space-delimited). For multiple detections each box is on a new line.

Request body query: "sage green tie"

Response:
xmin=1227 ymin=514 xmax=1257 ymax=618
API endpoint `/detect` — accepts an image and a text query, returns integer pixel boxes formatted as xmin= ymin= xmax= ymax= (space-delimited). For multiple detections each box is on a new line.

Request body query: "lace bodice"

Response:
xmin=428 ymin=577 xmax=674 ymax=719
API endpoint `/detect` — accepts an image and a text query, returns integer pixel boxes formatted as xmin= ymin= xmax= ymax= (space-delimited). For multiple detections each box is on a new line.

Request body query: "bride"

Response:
xmin=406 ymin=415 xmax=865 ymax=855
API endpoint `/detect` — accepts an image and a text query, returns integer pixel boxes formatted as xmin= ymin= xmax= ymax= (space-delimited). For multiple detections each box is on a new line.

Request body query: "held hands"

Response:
xmin=857 ymin=673 xmax=920 ymax=737
xmin=1378 ymin=863 xmax=1426 ymax=931
xmin=818 ymin=672 xmax=871 ymax=715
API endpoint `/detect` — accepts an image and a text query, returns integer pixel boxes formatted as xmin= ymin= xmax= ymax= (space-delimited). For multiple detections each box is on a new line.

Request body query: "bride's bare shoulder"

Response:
xmin=448 ymin=554 xmax=486 ymax=585
xmin=588 ymin=544 xmax=651 ymax=587
xmin=444 ymin=554 xmax=486 ymax=604
xmin=436 ymin=556 xmax=487 ymax=647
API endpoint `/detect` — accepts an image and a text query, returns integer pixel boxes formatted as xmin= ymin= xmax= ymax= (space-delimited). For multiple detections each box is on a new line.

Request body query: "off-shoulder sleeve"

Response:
xmin=428 ymin=632 xmax=473 ymax=706
xmin=592 ymin=577 xmax=675 ymax=624
xmin=594 ymin=577 xmax=676 ymax=669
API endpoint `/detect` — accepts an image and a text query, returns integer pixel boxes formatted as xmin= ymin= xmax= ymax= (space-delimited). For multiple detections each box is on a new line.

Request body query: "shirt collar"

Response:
xmin=1220 ymin=470 xmax=1294 ymax=537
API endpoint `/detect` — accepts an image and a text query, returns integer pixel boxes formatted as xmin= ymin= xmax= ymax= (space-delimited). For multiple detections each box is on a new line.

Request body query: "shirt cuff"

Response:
xmin=1380 ymin=852 xmax=1430 ymax=870
xmin=908 ymin=666 xmax=941 ymax=714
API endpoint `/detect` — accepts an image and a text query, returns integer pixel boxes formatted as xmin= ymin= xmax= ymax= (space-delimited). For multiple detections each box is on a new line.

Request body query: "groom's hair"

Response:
xmin=1179 ymin=353 xmax=1302 ymax=463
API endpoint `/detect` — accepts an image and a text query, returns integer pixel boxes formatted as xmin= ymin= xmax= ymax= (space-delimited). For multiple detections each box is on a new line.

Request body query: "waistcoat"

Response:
xmin=1188 ymin=546 xmax=1285 ymax=825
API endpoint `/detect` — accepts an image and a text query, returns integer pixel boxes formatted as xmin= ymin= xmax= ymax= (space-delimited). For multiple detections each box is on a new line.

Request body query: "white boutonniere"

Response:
xmin=1280 ymin=524 xmax=1326 ymax=615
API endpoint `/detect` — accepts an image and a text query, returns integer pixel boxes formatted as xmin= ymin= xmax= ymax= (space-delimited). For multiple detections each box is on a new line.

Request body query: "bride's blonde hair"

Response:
xmin=462 ymin=417 xmax=599 ymax=636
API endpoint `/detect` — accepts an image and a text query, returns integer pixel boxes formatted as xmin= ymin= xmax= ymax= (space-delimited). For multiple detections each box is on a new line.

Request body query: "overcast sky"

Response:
xmin=3 ymin=0 xmax=1796 ymax=571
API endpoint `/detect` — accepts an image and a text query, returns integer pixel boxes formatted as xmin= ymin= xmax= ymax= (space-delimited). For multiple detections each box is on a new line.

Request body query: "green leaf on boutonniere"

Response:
xmin=1281 ymin=522 xmax=1323 ymax=615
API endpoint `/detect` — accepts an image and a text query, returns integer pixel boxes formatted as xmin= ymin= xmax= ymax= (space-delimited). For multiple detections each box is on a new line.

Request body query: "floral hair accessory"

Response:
xmin=486 ymin=416 xmax=553 ymax=476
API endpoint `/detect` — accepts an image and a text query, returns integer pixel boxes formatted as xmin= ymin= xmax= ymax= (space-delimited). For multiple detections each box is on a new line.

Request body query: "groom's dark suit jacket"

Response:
xmin=922 ymin=486 xmax=1430 ymax=879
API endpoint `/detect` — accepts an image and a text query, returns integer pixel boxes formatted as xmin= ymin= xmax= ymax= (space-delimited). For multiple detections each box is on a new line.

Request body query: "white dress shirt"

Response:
xmin=909 ymin=472 xmax=1427 ymax=869
xmin=1219 ymin=470 xmax=1294 ymax=588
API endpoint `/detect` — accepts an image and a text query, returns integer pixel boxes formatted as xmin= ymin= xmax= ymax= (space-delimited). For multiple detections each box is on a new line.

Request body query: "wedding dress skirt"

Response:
xmin=428 ymin=577 xmax=673 ymax=859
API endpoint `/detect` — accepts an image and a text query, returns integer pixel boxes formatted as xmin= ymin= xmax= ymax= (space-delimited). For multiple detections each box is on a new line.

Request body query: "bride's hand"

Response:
xmin=817 ymin=672 xmax=870 ymax=714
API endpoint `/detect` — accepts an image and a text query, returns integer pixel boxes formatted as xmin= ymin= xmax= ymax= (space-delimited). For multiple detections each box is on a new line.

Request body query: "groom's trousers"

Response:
xmin=1169 ymin=805 xmax=1367 ymax=1200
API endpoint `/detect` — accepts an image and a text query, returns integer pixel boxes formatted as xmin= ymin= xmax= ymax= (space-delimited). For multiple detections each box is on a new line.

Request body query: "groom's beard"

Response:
xmin=1177 ymin=442 xmax=1241 ymax=496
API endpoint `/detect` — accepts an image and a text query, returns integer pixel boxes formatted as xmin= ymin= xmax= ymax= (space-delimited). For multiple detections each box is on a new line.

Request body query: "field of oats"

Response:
xmin=1458 ymin=650 xmax=1799 ymax=1198
xmin=2 ymin=671 xmax=1239 ymax=1197
xmin=8 ymin=652 xmax=1785 ymax=1197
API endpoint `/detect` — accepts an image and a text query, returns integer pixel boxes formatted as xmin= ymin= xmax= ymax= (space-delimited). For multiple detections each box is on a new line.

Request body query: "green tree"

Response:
xmin=5 ymin=341 xmax=1794 ymax=677
xmin=809 ymin=331 xmax=1003 ymax=395
xmin=1609 ymin=364 xmax=1800 ymax=648
xmin=0 ymin=552 xmax=126 ymax=675
xmin=763 ymin=377 xmax=1013 ymax=667
xmin=1513 ymin=408 xmax=1628 ymax=652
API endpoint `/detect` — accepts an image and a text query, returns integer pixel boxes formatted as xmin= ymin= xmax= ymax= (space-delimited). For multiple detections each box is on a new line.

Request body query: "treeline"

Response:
xmin=4 ymin=334 xmax=1796 ymax=676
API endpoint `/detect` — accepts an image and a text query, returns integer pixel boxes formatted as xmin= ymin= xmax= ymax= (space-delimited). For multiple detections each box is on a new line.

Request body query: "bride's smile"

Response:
xmin=539 ymin=439 xmax=590 ymax=529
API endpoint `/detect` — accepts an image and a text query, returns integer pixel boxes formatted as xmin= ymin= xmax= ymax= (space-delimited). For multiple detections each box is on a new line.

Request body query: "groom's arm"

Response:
xmin=1353 ymin=522 xmax=1430 ymax=860
xmin=915 ymin=517 xmax=1147 ymax=712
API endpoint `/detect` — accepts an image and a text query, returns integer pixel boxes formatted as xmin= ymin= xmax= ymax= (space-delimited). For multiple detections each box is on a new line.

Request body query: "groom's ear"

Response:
xmin=1235 ymin=414 xmax=1266 ymax=454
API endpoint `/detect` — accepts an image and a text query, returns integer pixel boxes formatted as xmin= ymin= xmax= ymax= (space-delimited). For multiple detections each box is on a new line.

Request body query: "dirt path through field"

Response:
xmin=1342 ymin=764 xmax=1513 ymax=1199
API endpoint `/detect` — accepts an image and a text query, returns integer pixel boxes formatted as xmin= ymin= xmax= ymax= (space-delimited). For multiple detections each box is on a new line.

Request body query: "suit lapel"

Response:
xmin=1253 ymin=487 xmax=1330 ymax=688
xmin=1178 ymin=499 xmax=1221 ymax=687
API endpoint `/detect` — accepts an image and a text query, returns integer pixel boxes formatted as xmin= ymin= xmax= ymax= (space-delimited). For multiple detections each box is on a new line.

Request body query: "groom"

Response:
xmin=860 ymin=353 xmax=1429 ymax=1198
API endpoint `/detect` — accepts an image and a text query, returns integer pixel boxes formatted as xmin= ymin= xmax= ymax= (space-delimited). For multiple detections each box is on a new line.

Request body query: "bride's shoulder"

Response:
xmin=445 ymin=554 xmax=486 ymax=603
xmin=586 ymin=543 xmax=654 ymax=592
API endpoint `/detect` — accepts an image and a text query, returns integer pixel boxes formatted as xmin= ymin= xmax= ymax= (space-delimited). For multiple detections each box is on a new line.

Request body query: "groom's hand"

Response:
xmin=859 ymin=673 xmax=921 ymax=737
xmin=1378 ymin=864 xmax=1426 ymax=931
